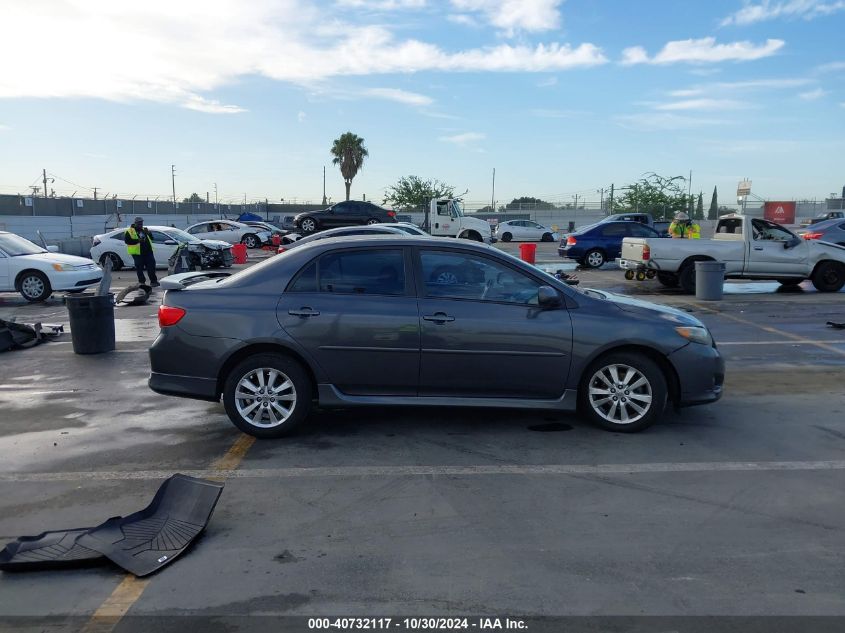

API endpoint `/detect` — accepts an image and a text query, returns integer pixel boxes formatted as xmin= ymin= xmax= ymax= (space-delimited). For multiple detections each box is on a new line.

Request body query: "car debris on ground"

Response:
xmin=0 ymin=318 xmax=64 ymax=352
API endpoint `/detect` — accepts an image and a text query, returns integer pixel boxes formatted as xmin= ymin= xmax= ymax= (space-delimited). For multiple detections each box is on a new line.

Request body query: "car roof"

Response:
xmin=805 ymin=218 xmax=843 ymax=230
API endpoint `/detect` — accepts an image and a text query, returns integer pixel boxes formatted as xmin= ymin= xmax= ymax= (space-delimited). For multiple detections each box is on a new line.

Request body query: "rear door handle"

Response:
xmin=423 ymin=312 xmax=455 ymax=324
xmin=753 ymin=247 xmax=763 ymax=251
xmin=288 ymin=307 xmax=320 ymax=317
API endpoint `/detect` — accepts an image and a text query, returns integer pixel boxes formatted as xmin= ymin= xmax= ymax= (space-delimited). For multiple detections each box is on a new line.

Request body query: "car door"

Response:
xmin=0 ymin=248 xmax=10 ymax=290
xmin=276 ymin=247 xmax=420 ymax=396
xmin=187 ymin=223 xmax=213 ymax=240
xmin=746 ymin=219 xmax=807 ymax=275
xmin=599 ymin=223 xmax=630 ymax=259
xmin=325 ymin=202 xmax=352 ymax=228
xmin=149 ymin=230 xmax=177 ymax=267
xmin=523 ymin=221 xmax=544 ymax=240
xmin=218 ymin=222 xmax=242 ymax=243
xmin=416 ymin=248 xmax=572 ymax=399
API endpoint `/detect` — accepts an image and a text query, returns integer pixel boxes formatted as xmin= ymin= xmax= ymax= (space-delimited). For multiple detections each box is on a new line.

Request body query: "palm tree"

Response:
xmin=330 ymin=132 xmax=368 ymax=201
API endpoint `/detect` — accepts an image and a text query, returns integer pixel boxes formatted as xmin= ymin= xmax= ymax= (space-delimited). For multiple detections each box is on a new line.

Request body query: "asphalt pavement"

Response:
xmin=0 ymin=245 xmax=844 ymax=632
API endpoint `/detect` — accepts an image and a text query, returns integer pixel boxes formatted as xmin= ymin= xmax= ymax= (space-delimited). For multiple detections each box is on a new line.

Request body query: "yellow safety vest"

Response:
xmin=126 ymin=227 xmax=153 ymax=256
xmin=669 ymin=221 xmax=701 ymax=239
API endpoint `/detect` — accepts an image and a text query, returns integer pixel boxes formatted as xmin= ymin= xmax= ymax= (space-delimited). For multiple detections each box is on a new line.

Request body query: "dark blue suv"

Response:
xmin=559 ymin=221 xmax=662 ymax=268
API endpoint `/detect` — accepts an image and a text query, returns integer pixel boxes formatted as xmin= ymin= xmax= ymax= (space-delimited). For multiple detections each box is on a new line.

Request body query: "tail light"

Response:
xmin=642 ymin=245 xmax=651 ymax=261
xmin=566 ymin=236 xmax=577 ymax=245
xmin=387 ymin=210 xmax=396 ymax=218
xmin=158 ymin=305 xmax=186 ymax=327
xmin=277 ymin=245 xmax=287 ymax=254
xmin=92 ymin=237 xmax=101 ymax=247
xmin=802 ymin=232 xmax=822 ymax=240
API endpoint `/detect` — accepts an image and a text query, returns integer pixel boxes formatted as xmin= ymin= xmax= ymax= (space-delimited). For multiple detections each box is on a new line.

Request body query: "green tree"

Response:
xmin=383 ymin=175 xmax=454 ymax=209
xmin=708 ymin=186 xmax=719 ymax=220
xmin=182 ymin=193 xmax=204 ymax=203
xmin=616 ymin=173 xmax=689 ymax=219
xmin=695 ymin=192 xmax=704 ymax=220
xmin=330 ymin=132 xmax=368 ymax=200
xmin=506 ymin=196 xmax=555 ymax=210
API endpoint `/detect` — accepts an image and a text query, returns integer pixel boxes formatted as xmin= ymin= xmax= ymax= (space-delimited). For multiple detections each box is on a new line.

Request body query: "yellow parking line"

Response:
xmin=80 ymin=433 xmax=255 ymax=632
xmin=693 ymin=302 xmax=845 ymax=358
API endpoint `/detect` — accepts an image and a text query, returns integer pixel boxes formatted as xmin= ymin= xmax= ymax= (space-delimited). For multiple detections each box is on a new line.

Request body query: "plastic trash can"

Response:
xmin=519 ymin=243 xmax=537 ymax=264
xmin=695 ymin=261 xmax=725 ymax=301
xmin=66 ymin=294 xmax=115 ymax=354
xmin=231 ymin=243 xmax=248 ymax=264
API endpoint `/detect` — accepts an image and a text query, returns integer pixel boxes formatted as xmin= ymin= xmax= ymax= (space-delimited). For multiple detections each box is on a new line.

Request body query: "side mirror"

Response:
xmin=164 ymin=239 xmax=177 ymax=245
xmin=538 ymin=285 xmax=562 ymax=308
xmin=46 ymin=245 xmax=59 ymax=253
xmin=784 ymin=237 xmax=801 ymax=249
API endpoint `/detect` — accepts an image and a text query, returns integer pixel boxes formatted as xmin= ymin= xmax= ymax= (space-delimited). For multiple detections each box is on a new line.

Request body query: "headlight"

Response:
xmin=675 ymin=326 xmax=711 ymax=345
xmin=52 ymin=263 xmax=74 ymax=271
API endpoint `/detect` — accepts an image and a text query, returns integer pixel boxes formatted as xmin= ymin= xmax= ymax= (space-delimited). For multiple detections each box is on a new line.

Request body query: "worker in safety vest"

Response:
xmin=124 ymin=216 xmax=159 ymax=286
xmin=668 ymin=211 xmax=701 ymax=239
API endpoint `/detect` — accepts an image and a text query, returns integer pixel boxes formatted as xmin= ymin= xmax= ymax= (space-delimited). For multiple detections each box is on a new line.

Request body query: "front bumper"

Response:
xmin=668 ymin=342 xmax=725 ymax=406
xmin=51 ymin=270 xmax=103 ymax=291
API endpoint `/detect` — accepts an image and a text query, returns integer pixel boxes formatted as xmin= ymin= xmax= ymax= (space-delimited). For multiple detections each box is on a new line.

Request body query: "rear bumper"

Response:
xmin=558 ymin=246 xmax=583 ymax=260
xmin=669 ymin=342 xmax=725 ymax=407
xmin=149 ymin=371 xmax=218 ymax=401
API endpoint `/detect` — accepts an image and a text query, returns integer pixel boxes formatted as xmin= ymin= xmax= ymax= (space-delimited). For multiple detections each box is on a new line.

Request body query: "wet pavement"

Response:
xmin=0 ymin=253 xmax=844 ymax=629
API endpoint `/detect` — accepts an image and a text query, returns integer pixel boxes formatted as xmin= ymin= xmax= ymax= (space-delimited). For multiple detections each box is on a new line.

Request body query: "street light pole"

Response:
xmin=171 ymin=165 xmax=177 ymax=206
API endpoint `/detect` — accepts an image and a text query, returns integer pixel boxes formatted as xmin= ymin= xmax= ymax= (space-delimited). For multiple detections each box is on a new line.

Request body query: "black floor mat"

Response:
xmin=0 ymin=528 xmax=107 ymax=571
xmin=76 ymin=474 xmax=224 ymax=577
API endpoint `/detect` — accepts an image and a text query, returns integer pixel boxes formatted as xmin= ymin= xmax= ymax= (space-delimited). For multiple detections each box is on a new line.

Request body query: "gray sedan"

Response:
xmin=150 ymin=236 xmax=724 ymax=438
xmin=797 ymin=218 xmax=845 ymax=246
xmin=278 ymin=224 xmax=424 ymax=252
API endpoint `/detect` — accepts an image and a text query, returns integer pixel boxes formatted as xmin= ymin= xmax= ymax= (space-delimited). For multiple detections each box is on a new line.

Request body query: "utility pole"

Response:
xmin=574 ymin=193 xmax=579 ymax=209
xmin=213 ymin=182 xmax=218 ymax=209
xmin=206 ymin=191 xmax=209 ymax=204
xmin=608 ymin=184 xmax=614 ymax=215
xmin=491 ymin=168 xmax=496 ymax=212
xmin=597 ymin=188 xmax=605 ymax=212
xmin=171 ymin=164 xmax=177 ymax=205
xmin=92 ymin=187 xmax=99 ymax=200
xmin=42 ymin=169 xmax=48 ymax=199
xmin=322 ymin=166 xmax=327 ymax=206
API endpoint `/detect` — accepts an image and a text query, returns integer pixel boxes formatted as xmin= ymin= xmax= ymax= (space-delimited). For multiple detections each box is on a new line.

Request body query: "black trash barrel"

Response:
xmin=66 ymin=294 xmax=116 ymax=354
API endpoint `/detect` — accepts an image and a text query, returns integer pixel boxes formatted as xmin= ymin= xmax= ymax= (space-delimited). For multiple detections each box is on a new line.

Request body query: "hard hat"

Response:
xmin=674 ymin=211 xmax=689 ymax=221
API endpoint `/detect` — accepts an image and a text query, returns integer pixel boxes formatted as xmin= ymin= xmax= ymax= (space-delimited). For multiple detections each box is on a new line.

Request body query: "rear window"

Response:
xmin=287 ymin=249 xmax=406 ymax=296
xmin=600 ymin=224 xmax=628 ymax=237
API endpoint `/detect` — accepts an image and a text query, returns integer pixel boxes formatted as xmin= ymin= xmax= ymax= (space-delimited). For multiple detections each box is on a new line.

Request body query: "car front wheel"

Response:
xmin=100 ymin=252 xmax=124 ymax=271
xmin=501 ymin=232 xmax=512 ymax=242
xmin=18 ymin=271 xmax=52 ymax=302
xmin=541 ymin=233 xmax=554 ymax=242
xmin=580 ymin=352 xmax=667 ymax=432
xmin=299 ymin=218 xmax=317 ymax=234
xmin=811 ymin=261 xmax=845 ymax=292
xmin=223 ymin=354 xmax=312 ymax=438
xmin=241 ymin=234 xmax=260 ymax=249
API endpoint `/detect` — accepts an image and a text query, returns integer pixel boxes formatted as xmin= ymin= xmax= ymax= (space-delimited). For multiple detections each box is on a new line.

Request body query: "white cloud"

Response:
xmin=537 ymin=76 xmax=558 ymax=87
xmin=336 ymin=0 xmax=426 ymax=9
xmin=450 ymin=0 xmax=563 ymax=35
xmin=297 ymin=110 xmax=307 ymax=122
xmin=438 ymin=132 xmax=485 ymax=145
xmin=799 ymin=88 xmax=827 ymax=100
xmin=656 ymin=98 xmax=751 ymax=111
xmin=669 ymin=77 xmax=811 ymax=97
xmin=815 ymin=61 xmax=845 ymax=73
xmin=447 ymin=13 xmax=478 ymax=26
xmin=721 ymin=0 xmax=845 ymax=26
xmin=365 ymin=88 xmax=433 ymax=106
xmin=0 ymin=1 xmax=606 ymax=110
xmin=621 ymin=37 xmax=785 ymax=65
xmin=182 ymin=96 xmax=246 ymax=114
xmin=614 ymin=113 xmax=729 ymax=131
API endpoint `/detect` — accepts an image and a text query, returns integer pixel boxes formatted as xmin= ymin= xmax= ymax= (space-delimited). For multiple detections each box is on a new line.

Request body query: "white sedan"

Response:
xmin=185 ymin=220 xmax=270 ymax=248
xmin=0 ymin=231 xmax=102 ymax=302
xmin=495 ymin=220 xmax=559 ymax=243
xmin=91 ymin=226 xmax=231 ymax=270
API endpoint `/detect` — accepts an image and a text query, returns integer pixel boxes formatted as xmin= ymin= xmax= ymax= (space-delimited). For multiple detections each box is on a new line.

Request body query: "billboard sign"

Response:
xmin=764 ymin=201 xmax=796 ymax=225
xmin=737 ymin=180 xmax=752 ymax=196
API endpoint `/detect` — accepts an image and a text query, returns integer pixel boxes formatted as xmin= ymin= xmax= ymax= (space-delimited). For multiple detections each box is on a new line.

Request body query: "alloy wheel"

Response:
xmin=234 ymin=368 xmax=297 ymax=428
xmin=21 ymin=275 xmax=45 ymax=300
xmin=586 ymin=251 xmax=605 ymax=268
xmin=588 ymin=363 xmax=653 ymax=425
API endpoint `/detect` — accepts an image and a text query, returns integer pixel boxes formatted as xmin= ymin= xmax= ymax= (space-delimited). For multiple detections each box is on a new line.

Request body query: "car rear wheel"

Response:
xmin=366 ymin=218 xmax=380 ymax=225
xmin=777 ymin=278 xmax=802 ymax=286
xmin=100 ymin=252 xmax=124 ymax=271
xmin=678 ymin=264 xmax=697 ymax=294
xmin=584 ymin=249 xmax=606 ymax=268
xmin=541 ymin=233 xmax=554 ymax=242
xmin=18 ymin=271 xmax=52 ymax=302
xmin=656 ymin=272 xmax=679 ymax=288
xmin=223 ymin=354 xmax=312 ymax=438
xmin=579 ymin=352 xmax=667 ymax=433
xmin=811 ymin=261 xmax=845 ymax=292
xmin=299 ymin=218 xmax=318 ymax=234
xmin=501 ymin=232 xmax=513 ymax=242
xmin=241 ymin=234 xmax=260 ymax=249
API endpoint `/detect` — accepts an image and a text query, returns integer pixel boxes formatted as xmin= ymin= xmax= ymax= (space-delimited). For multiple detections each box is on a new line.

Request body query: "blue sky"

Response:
xmin=1 ymin=0 xmax=843 ymax=206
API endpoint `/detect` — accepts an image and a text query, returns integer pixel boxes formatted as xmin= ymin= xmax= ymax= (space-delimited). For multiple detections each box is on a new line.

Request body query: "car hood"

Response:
xmin=198 ymin=239 xmax=231 ymax=250
xmin=19 ymin=252 xmax=98 ymax=267
xmin=580 ymin=288 xmax=704 ymax=326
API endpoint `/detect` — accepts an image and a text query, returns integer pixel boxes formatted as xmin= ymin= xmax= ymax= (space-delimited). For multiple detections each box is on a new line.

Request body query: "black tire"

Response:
xmin=366 ymin=218 xmax=380 ymax=225
xmin=100 ymin=252 xmax=124 ymax=271
xmin=241 ymin=234 xmax=260 ymax=249
xmin=299 ymin=217 xmax=318 ymax=234
xmin=583 ymin=249 xmax=606 ymax=269
xmin=462 ymin=231 xmax=483 ymax=242
xmin=776 ymin=278 xmax=802 ymax=286
xmin=678 ymin=264 xmax=696 ymax=294
xmin=541 ymin=232 xmax=554 ymax=242
xmin=811 ymin=261 xmax=845 ymax=293
xmin=222 ymin=353 xmax=313 ymax=439
xmin=17 ymin=270 xmax=52 ymax=302
xmin=579 ymin=351 xmax=668 ymax=433
xmin=501 ymin=232 xmax=513 ymax=242
xmin=656 ymin=272 xmax=679 ymax=288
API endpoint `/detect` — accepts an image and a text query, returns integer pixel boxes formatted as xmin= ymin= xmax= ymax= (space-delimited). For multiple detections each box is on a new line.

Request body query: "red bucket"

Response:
xmin=231 ymin=243 xmax=248 ymax=264
xmin=519 ymin=243 xmax=537 ymax=264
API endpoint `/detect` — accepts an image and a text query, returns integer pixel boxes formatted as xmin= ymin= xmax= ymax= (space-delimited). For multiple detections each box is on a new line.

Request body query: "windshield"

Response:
xmin=450 ymin=200 xmax=464 ymax=217
xmin=165 ymin=228 xmax=202 ymax=243
xmin=0 ymin=233 xmax=47 ymax=256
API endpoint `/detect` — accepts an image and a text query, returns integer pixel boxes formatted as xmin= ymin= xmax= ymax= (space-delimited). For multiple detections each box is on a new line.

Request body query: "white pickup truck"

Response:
xmin=618 ymin=213 xmax=845 ymax=293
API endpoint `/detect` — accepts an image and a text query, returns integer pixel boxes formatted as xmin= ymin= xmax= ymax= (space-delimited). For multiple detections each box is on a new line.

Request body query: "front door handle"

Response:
xmin=423 ymin=312 xmax=455 ymax=324
xmin=288 ymin=307 xmax=320 ymax=317
xmin=753 ymin=247 xmax=764 ymax=251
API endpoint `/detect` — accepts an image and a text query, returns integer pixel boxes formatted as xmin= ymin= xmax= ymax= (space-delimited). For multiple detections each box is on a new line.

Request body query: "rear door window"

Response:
xmin=288 ymin=249 xmax=406 ymax=296
xmin=600 ymin=224 xmax=629 ymax=237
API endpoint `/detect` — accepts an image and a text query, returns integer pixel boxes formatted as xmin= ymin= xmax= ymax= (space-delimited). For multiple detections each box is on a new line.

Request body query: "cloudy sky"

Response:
xmin=0 ymin=0 xmax=843 ymax=205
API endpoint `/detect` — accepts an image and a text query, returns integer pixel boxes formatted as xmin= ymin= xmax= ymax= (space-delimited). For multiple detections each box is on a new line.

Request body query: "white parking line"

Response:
xmin=2 ymin=460 xmax=844 ymax=482
xmin=718 ymin=340 xmax=845 ymax=346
